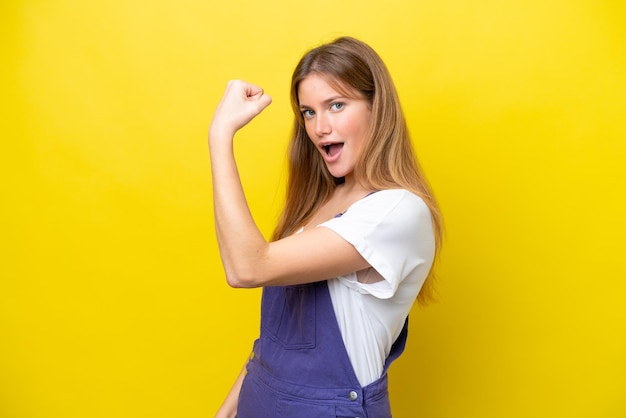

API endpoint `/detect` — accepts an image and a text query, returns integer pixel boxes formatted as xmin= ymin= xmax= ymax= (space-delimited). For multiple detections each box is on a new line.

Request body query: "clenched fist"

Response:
xmin=209 ymin=80 xmax=272 ymax=142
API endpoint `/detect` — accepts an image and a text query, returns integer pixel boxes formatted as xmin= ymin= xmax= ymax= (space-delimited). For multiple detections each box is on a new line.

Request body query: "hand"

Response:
xmin=209 ymin=80 xmax=272 ymax=141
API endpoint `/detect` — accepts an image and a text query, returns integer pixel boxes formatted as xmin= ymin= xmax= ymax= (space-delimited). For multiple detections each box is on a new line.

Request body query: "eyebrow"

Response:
xmin=299 ymin=96 xmax=347 ymax=110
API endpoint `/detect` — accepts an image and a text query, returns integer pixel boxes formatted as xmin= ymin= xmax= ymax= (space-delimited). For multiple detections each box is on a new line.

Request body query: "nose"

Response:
xmin=314 ymin=113 xmax=331 ymax=137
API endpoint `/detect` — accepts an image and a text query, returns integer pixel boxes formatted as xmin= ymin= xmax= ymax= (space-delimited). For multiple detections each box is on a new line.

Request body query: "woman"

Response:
xmin=210 ymin=36 xmax=442 ymax=417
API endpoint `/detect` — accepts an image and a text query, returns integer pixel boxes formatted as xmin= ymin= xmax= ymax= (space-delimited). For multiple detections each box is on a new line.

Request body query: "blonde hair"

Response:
xmin=273 ymin=37 xmax=443 ymax=305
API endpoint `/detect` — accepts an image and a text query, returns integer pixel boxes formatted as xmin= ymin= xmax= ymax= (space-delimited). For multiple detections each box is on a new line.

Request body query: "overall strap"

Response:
xmin=382 ymin=316 xmax=409 ymax=374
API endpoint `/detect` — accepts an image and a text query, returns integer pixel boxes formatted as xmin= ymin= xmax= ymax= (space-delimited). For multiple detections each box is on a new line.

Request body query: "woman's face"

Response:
xmin=297 ymin=73 xmax=371 ymax=181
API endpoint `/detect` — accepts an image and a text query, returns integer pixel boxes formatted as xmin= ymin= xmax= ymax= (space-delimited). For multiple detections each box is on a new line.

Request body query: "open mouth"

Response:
xmin=322 ymin=143 xmax=344 ymax=157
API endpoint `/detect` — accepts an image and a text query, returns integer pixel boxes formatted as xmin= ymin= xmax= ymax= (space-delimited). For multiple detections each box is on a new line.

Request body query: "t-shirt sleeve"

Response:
xmin=319 ymin=189 xmax=436 ymax=299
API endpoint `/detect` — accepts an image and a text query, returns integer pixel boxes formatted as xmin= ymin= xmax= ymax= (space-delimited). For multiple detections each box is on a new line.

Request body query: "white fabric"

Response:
xmin=319 ymin=189 xmax=435 ymax=386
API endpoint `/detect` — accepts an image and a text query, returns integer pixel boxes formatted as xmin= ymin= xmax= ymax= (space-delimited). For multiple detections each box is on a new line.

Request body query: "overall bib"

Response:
xmin=237 ymin=280 xmax=408 ymax=418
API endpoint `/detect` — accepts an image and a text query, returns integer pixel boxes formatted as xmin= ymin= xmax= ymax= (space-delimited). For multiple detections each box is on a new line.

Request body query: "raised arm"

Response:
xmin=208 ymin=80 xmax=368 ymax=288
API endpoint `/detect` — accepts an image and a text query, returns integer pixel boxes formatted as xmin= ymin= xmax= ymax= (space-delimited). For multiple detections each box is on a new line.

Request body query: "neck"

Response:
xmin=332 ymin=175 xmax=373 ymax=200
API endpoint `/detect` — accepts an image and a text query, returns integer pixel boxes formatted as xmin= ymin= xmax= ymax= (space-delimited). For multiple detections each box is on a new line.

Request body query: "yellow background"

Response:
xmin=2 ymin=0 xmax=625 ymax=417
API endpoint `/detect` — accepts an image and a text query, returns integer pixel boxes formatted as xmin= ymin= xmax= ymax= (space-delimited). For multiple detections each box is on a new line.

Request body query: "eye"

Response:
xmin=330 ymin=102 xmax=344 ymax=111
xmin=301 ymin=109 xmax=315 ymax=119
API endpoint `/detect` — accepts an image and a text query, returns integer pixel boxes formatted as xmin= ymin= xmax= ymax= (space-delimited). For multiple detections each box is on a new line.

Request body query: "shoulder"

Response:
xmin=348 ymin=189 xmax=431 ymax=221
xmin=323 ymin=188 xmax=433 ymax=239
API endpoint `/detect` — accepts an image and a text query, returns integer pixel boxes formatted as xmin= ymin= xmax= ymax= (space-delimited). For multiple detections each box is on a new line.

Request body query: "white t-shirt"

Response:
xmin=319 ymin=189 xmax=435 ymax=386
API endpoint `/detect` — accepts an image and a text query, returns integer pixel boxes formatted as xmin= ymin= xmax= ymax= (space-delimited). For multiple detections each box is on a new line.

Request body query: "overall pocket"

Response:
xmin=261 ymin=284 xmax=316 ymax=349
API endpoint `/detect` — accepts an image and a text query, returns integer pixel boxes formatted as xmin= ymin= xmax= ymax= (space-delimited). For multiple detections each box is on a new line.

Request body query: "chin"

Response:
xmin=328 ymin=170 xmax=349 ymax=180
xmin=325 ymin=165 xmax=352 ymax=179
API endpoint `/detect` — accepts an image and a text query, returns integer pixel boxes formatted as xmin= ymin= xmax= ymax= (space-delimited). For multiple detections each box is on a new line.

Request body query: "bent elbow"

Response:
xmin=225 ymin=274 xmax=259 ymax=289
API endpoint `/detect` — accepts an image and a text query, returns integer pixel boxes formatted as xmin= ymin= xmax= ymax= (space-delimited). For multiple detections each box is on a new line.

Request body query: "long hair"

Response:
xmin=272 ymin=37 xmax=443 ymax=305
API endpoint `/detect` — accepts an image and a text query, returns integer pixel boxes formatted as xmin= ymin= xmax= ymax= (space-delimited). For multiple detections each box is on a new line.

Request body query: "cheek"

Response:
xmin=355 ymin=115 xmax=371 ymax=140
xmin=304 ymin=123 xmax=316 ymax=142
xmin=341 ymin=112 xmax=366 ymax=134
xmin=342 ymin=117 xmax=364 ymax=140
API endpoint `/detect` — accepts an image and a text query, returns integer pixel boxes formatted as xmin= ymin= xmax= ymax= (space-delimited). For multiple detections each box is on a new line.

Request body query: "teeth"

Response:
xmin=323 ymin=145 xmax=331 ymax=156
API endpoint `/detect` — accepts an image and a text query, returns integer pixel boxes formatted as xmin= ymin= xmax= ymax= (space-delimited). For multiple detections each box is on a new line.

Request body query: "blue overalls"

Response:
xmin=237 ymin=280 xmax=408 ymax=417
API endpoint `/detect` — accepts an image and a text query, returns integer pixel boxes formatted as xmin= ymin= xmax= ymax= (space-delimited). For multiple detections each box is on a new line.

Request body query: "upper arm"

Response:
xmin=230 ymin=226 xmax=369 ymax=288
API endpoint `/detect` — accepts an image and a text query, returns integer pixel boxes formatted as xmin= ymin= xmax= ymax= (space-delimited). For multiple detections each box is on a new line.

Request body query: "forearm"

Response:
xmin=209 ymin=131 xmax=269 ymax=287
